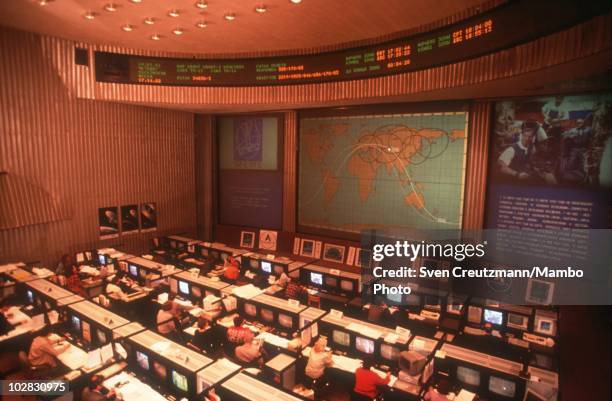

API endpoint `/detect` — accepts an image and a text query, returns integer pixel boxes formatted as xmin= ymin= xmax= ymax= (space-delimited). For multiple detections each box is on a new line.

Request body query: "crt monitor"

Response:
xmin=424 ymin=295 xmax=441 ymax=309
xmin=278 ymin=313 xmax=294 ymax=330
xmin=332 ymin=330 xmax=350 ymax=347
xmin=340 ymin=279 xmax=354 ymax=292
xmin=136 ymin=350 xmax=150 ymax=371
xmin=273 ymin=265 xmax=284 ymax=275
xmin=325 ymin=276 xmax=338 ymax=287
xmin=71 ymin=315 xmax=81 ymax=332
xmin=211 ymin=250 xmax=219 ymax=261
xmin=355 ymin=336 xmax=375 ymax=354
xmin=26 ymin=290 xmax=34 ymax=304
xmin=98 ymin=254 xmax=106 ymax=265
xmin=399 ymin=351 xmax=426 ymax=375
xmin=153 ymin=361 xmax=167 ymax=380
xmin=456 ymin=365 xmax=481 ymax=386
xmin=483 ymin=309 xmax=503 ymax=326
xmin=489 ymin=376 xmax=516 ymax=398
xmin=260 ymin=308 xmax=274 ymax=323
xmin=172 ymin=370 xmax=189 ymax=393
xmin=249 ymin=258 xmax=259 ymax=269
xmin=96 ymin=328 xmax=107 ymax=344
xmin=261 ymin=261 xmax=272 ymax=274
xmin=81 ymin=320 xmax=91 ymax=343
xmin=129 ymin=264 xmax=138 ymax=277
xmin=310 ymin=272 xmax=323 ymax=286
xmin=381 ymin=344 xmax=400 ymax=361
xmin=244 ymin=302 xmax=257 ymax=317
xmin=507 ymin=313 xmax=528 ymax=330
xmin=178 ymin=280 xmax=190 ymax=296
xmin=387 ymin=291 xmax=402 ymax=303
xmin=220 ymin=252 xmax=229 ymax=262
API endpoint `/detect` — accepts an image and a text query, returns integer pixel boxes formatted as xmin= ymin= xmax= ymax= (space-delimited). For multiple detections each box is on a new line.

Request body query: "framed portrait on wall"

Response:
xmin=98 ymin=206 xmax=119 ymax=239
xmin=322 ymin=244 xmax=346 ymax=263
xmin=300 ymin=239 xmax=316 ymax=258
xmin=121 ymin=204 xmax=139 ymax=234
xmin=240 ymin=231 xmax=256 ymax=248
xmin=140 ymin=202 xmax=157 ymax=232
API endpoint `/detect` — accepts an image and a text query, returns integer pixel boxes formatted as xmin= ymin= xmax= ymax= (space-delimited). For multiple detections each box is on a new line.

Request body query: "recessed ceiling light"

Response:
xmin=172 ymin=27 xmax=184 ymax=36
xmin=104 ymin=3 xmax=118 ymax=12
xmin=255 ymin=5 xmax=267 ymax=13
xmin=143 ymin=17 xmax=155 ymax=25
xmin=290 ymin=0 xmax=302 ymax=3
xmin=195 ymin=20 xmax=208 ymax=28
xmin=224 ymin=13 xmax=236 ymax=21
xmin=38 ymin=0 xmax=53 ymax=5
xmin=129 ymin=0 xmax=142 ymax=3
xmin=151 ymin=33 xmax=161 ymax=41
xmin=168 ymin=9 xmax=180 ymax=17
xmin=122 ymin=24 xmax=135 ymax=32
xmin=83 ymin=11 xmax=96 ymax=20
xmin=195 ymin=0 xmax=208 ymax=9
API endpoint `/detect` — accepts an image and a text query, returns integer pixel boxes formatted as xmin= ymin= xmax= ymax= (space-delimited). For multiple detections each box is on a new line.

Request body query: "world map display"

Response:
xmin=298 ymin=112 xmax=469 ymax=234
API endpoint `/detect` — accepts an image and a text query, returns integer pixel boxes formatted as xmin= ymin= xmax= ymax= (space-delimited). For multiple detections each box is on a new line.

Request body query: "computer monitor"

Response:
xmin=468 ymin=306 xmax=482 ymax=324
xmin=278 ymin=313 xmax=294 ymax=329
xmin=332 ymin=330 xmax=350 ymax=347
xmin=172 ymin=370 xmax=189 ymax=393
xmin=260 ymin=308 xmax=274 ymax=323
xmin=211 ymin=251 xmax=219 ymax=260
xmin=200 ymin=248 xmax=208 ymax=257
xmin=170 ymin=241 xmax=177 ymax=249
xmin=424 ymin=295 xmax=441 ymax=309
xmin=71 ymin=315 xmax=81 ymax=332
xmin=220 ymin=252 xmax=229 ymax=262
xmin=355 ymin=336 xmax=375 ymax=354
xmin=26 ymin=290 xmax=34 ymax=304
xmin=178 ymin=280 xmax=190 ymax=296
xmin=325 ymin=276 xmax=338 ymax=287
xmin=136 ymin=350 xmax=150 ymax=370
xmin=381 ymin=344 xmax=400 ymax=361
xmin=244 ymin=303 xmax=257 ymax=317
xmin=489 ymin=376 xmax=516 ymax=397
xmin=153 ymin=361 xmax=167 ymax=380
xmin=249 ymin=258 xmax=259 ymax=269
xmin=447 ymin=302 xmax=463 ymax=314
xmin=81 ymin=320 xmax=91 ymax=343
xmin=483 ymin=309 xmax=503 ymax=326
xmin=340 ymin=279 xmax=354 ymax=292
xmin=261 ymin=261 xmax=272 ymax=273
xmin=96 ymin=329 xmax=107 ymax=344
xmin=507 ymin=313 xmax=528 ymax=330
xmin=274 ymin=265 xmax=284 ymax=275
xmin=405 ymin=293 xmax=420 ymax=306
xmin=399 ymin=351 xmax=426 ymax=375
xmin=129 ymin=264 xmax=138 ymax=277
xmin=387 ymin=291 xmax=402 ymax=303
xmin=301 ymin=326 xmax=312 ymax=346
xmin=310 ymin=272 xmax=323 ymax=286
xmin=191 ymin=286 xmax=202 ymax=298
xmin=535 ymin=318 xmax=555 ymax=336
xmin=98 ymin=254 xmax=106 ymax=265
xmin=457 ymin=366 xmax=481 ymax=386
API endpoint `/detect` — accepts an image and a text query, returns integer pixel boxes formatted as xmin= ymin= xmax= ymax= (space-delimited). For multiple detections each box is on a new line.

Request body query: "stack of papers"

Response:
xmin=232 ymin=284 xmax=264 ymax=300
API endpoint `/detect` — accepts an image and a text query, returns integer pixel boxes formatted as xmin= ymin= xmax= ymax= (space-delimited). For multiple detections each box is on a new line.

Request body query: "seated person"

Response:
xmin=66 ymin=265 xmax=87 ymax=297
xmin=0 ymin=298 xmax=16 ymax=336
xmin=82 ymin=374 xmax=116 ymax=401
xmin=235 ymin=338 xmax=266 ymax=367
xmin=192 ymin=317 xmax=222 ymax=353
xmin=223 ymin=256 xmax=241 ymax=282
xmin=274 ymin=272 xmax=290 ymax=288
xmin=423 ymin=379 xmax=453 ymax=401
xmin=305 ymin=337 xmax=333 ymax=394
xmin=353 ymin=357 xmax=391 ymax=400
xmin=284 ymin=277 xmax=307 ymax=301
xmin=225 ymin=316 xmax=253 ymax=353
xmin=28 ymin=326 xmax=70 ymax=375
xmin=156 ymin=302 xmax=178 ymax=336
xmin=105 ymin=276 xmax=125 ymax=298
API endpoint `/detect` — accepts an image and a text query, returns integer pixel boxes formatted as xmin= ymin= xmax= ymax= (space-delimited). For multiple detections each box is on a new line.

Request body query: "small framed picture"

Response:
xmin=322 ymin=244 xmax=346 ymax=264
xmin=240 ymin=231 xmax=256 ymax=248
xmin=300 ymin=239 xmax=316 ymax=258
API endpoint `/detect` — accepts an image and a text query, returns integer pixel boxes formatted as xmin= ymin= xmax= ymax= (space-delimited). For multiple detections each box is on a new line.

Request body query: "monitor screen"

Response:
xmin=172 ymin=370 xmax=189 ymax=392
xmin=310 ymin=272 xmax=323 ymax=286
xmin=508 ymin=314 xmax=524 ymax=325
xmin=98 ymin=254 xmax=106 ymax=265
xmin=457 ymin=366 xmax=481 ymax=386
xmin=325 ymin=276 xmax=338 ymax=287
xmin=332 ymin=330 xmax=350 ymax=347
xmin=129 ymin=264 xmax=138 ymax=277
xmin=249 ymin=258 xmax=259 ymax=269
xmin=153 ymin=361 xmax=167 ymax=380
xmin=170 ymin=241 xmax=177 ymax=249
xmin=340 ymin=279 xmax=354 ymax=292
xmin=26 ymin=290 xmax=34 ymax=304
xmin=261 ymin=308 xmax=274 ymax=322
xmin=211 ymin=251 xmax=219 ymax=260
xmin=355 ymin=337 xmax=375 ymax=354
xmin=489 ymin=376 xmax=516 ymax=397
xmin=405 ymin=293 xmax=421 ymax=306
xmin=220 ymin=252 xmax=229 ymax=262
xmin=278 ymin=314 xmax=293 ymax=329
xmin=261 ymin=261 xmax=272 ymax=273
xmin=81 ymin=320 xmax=91 ymax=343
xmin=387 ymin=292 xmax=402 ymax=303
xmin=136 ymin=351 xmax=150 ymax=371
xmin=448 ymin=302 xmax=463 ymax=313
xmin=244 ymin=303 xmax=257 ymax=316
xmin=139 ymin=267 xmax=147 ymax=278
xmin=71 ymin=315 xmax=81 ymax=332
xmin=468 ymin=306 xmax=482 ymax=324
xmin=200 ymin=248 xmax=208 ymax=257
xmin=483 ymin=309 xmax=503 ymax=326
xmin=178 ymin=280 xmax=189 ymax=296
xmin=424 ymin=295 xmax=441 ymax=308
xmin=96 ymin=329 xmax=107 ymax=344
xmin=381 ymin=344 xmax=400 ymax=360
xmin=538 ymin=319 xmax=553 ymax=333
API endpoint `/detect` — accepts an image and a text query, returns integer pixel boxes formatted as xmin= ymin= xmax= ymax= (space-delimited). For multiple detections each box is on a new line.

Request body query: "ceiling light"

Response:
xmin=290 ymin=0 xmax=302 ymax=3
xmin=151 ymin=34 xmax=161 ymax=41
xmin=83 ymin=11 xmax=96 ymax=20
xmin=104 ymin=3 xmax=118 ymax=12
xmin=143 ymin=17 xmax=155 ymax=25
xmin=122 ymin=24 xmax=135 ymax=32
xmin=172 ymin=27 xmax=184 ymax=36
xmin=255 ymin=5 xmax=267 ymax=13
xmin=195 ymin=0 xmax=208 ymax=9
xmin=196 ymin=20 xmax=208 ymax=28
xmin=38 ymin=0 xmax=53 ymax=5
xmin=129 ymin=0 xmax=142 ymax=3
xmin=168 ymin=9 xmax=180 ymax=17
xmin=224 ymin=13 xmax=236 ymax=21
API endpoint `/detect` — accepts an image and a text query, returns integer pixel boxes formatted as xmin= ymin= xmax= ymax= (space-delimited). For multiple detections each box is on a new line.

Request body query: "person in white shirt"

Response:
xmin=156 ymin=302 xmax=177 ymax=336
xmin=498 ymin=121 xmax=547 ymax=181
xmin=105 ymin=276 xmax=125 ymax=298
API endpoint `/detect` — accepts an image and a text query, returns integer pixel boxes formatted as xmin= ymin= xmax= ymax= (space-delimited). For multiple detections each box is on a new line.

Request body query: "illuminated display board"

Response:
xmin=95 ymin=1 xmax=609 ymax=87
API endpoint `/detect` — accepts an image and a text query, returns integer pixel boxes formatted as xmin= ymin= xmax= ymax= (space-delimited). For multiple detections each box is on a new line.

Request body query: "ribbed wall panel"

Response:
xmin=282 ymin=111 xmax=298 ymax=232
xmin=0 ymin=28 xmax=196 ymax=265
xmin=194 ymin=114 xmax=215 ymax=240
xmin=463 ymin=102 xmax=492 ymax=230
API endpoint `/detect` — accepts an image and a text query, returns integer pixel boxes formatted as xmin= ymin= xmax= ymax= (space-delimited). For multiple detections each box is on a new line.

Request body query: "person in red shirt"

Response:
xmin=225 ymin=316 xmax=253 ymax=354
xmin=223 ymin=256 xmax=240 ymax=282
xmin=353 ymin=357 xmax=390 ymax=400
xmin=66 ymin=265 xmax=86 ymax=297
